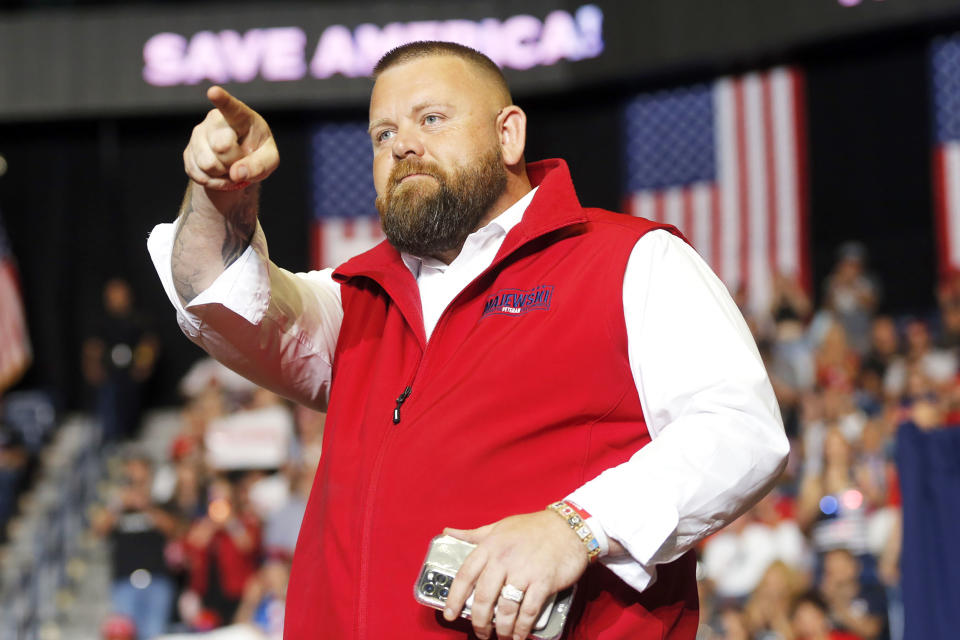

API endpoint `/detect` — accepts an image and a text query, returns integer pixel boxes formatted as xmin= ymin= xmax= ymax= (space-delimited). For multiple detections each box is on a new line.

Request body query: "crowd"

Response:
xmin=92 ymin=361 xmax=323 ymax=640
xmin=696 ymin=241 xmax=958 ymax=640
xmin=85 ymin=241 xmax=949 ymax=640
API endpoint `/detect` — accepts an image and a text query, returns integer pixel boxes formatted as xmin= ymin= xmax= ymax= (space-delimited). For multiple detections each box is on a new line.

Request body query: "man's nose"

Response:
xmin=391 ymin=127 xmax=424 ymax=159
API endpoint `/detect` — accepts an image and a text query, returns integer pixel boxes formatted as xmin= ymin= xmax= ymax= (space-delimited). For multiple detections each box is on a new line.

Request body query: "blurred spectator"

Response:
xmin=263 ymin=462 xmax=315 ymax=560
xmin=744 ymin=561 xmax=806 ymax=640
xmin=701 ymin=494 xmax=809 ymax=602
xmin=818 ymin=549 xmax=887 ymax=640
xmin=82 ymin=278 xmax=159 ymax=443
xmin=92 ymin=452 xmax=181 ymax=640
xmin=883 ymin=319 xmax=956 ymax=399
xmin=862 ymin=317 xmax=900 ymax=379
xmin=821 ymin=242 xmax=879 ymax=355
xmin=291 ymin=405 xmax=325 ymax=470
xmin=935 ymin=269 xmax=960 ymax=349
xmin=797 ymin=429 xmax=875 ymax=560
xmin=855 ymin=318 xmax=900 ymax=417
xmin=181 ymin=475 xmax=262 ymax=629
xmin=791 ymin=590 xmax=861 ymax=640
xmin=234 ymin=558 xmax=289 ymax=638
xmin=770 ymin=272 xmax=816 ymax=390
xmin=815 ymin=324 xmax=860 ymax=393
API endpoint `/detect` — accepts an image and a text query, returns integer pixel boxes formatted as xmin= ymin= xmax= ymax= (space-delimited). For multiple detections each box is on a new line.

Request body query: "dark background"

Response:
xmin=0 ymin=4 xmax=949 ymax=410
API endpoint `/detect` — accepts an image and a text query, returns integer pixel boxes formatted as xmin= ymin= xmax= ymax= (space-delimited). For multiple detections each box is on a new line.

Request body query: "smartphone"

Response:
xmin=414 ymin=534 xmax=576 ymax=640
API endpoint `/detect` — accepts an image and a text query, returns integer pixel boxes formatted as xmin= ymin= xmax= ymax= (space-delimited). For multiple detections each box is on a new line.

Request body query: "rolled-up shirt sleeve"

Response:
xmin=147 ymin=220 xmax=343 ymax=410
xmin=567 ymin=230 xmax=789 ymax=592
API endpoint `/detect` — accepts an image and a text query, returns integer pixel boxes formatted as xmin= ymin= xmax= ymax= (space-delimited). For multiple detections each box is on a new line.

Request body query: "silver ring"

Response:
xmin=500 ymin=583 xmax=525 ymax=603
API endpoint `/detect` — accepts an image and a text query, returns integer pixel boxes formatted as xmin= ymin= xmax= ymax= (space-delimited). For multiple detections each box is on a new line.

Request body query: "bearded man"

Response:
xmin=148 ymin=42 xmax=788 ymax=640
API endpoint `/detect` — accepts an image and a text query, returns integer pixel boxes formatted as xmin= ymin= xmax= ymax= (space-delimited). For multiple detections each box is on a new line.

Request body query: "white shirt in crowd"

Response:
xmin=147 ymin=186 xmax=788 ymax=592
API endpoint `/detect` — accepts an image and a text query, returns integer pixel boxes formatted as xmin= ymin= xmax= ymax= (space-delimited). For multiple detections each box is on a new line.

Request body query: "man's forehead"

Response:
xmin=369 ymin=55 xmax=491 ymax=114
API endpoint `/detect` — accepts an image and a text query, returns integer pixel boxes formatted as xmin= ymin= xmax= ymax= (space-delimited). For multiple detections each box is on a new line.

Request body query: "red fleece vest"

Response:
xmin=283 ymin=159 xmax=699 ymax=639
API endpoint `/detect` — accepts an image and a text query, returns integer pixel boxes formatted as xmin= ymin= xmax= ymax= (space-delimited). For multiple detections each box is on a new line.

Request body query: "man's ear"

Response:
xmin=497 ymin=105 xmax=527 ymax=167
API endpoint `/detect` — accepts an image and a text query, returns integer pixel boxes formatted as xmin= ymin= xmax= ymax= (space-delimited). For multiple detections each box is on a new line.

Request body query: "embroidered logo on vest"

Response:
xmin=481 ymin=285 xmax=553 ymax=318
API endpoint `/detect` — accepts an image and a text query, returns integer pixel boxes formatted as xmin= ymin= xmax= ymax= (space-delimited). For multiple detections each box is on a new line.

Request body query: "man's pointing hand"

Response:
xmin=183 ymin=86 xmax=278 ymax=191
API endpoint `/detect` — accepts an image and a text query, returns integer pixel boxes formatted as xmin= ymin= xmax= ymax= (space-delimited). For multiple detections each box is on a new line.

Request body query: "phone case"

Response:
xmin=413 ymin=534 xmax=576 ymax=640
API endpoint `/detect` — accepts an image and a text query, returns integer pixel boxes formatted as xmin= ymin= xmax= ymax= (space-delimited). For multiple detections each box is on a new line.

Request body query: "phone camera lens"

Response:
xmin=423 ymin=583 xmax=435 ymax=595
xmin=436 ymin=575 xmax=448 ymax=586
xmin=440 ymin=587 xmax=449 ymax=598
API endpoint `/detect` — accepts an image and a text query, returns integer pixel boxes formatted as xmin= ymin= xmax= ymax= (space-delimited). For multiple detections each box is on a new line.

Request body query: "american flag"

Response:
xmin=932 ymin=35 xmax=960 ymax=279
xmin=0 ymin=210 xmax=31 ymax=394
xmin=310 ymin=123 xmax=385 ymax=269
xmin=624 ymin=67 xmax=810 ymax=314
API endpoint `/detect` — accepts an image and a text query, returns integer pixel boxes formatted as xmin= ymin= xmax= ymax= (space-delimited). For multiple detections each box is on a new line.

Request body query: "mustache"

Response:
xmin=387 ymin=158 xmax=443 ymax=190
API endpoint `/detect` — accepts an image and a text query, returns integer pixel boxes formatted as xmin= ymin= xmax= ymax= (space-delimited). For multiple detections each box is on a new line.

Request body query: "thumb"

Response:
xmin=444 ymin=523 xmax=495 ymax=544
xmin=229 ymin=138 xmax=278 ymax=183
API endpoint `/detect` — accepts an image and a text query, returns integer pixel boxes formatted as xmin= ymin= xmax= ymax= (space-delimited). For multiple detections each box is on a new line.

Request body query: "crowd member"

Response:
xmin=701 ymin=494 xmax=807 ymax=602
xmin=148 ymin=40 xmax=788 ymax=640
xmin=92 ymin=451 xmax=182 ymax=640
xmin=743 ymin=561 xmax=804 ymax=640
xmin=818 ymin=549 xmax=886 ymax=640
xmin=82 ymin=278 xmax=159 ymax=443
xmin=820 ymin=242 xmax=879 ymax=355
xmin=883 ymin=318 xmax=956 ymax=399
xmin=180 ymin=475 xmax=262 ymax=629
xmin=790 ymin=591 xmax=861 ymax=640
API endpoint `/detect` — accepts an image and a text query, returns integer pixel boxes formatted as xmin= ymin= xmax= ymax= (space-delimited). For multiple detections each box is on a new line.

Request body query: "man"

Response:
xmin=148 ymin=42 xmax=788 ymax=639
xmin=81 ymin=277 xmax=159 ymax=443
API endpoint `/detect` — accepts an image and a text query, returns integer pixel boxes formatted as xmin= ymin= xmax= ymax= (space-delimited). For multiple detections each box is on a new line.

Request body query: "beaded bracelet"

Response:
xmin=547 ymin=500 xmax=602 ymax=563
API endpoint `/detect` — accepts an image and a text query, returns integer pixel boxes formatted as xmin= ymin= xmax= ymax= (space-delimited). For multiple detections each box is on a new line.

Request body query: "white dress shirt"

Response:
xmin=147 ymin=187 xmax=788 ymax=592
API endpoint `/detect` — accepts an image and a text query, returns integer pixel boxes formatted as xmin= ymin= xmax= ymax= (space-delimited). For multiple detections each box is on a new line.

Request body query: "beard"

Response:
xmin=375 ymin=147 xmax=507 ymax=258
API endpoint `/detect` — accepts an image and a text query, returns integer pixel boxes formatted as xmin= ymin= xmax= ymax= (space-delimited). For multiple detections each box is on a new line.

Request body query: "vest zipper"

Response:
xmin=392 ymin=386 xmax=412 ymax=424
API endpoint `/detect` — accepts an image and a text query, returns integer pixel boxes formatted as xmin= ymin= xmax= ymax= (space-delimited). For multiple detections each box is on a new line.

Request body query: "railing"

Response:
xmin=0 ymin=417 xmax=102 ymax=640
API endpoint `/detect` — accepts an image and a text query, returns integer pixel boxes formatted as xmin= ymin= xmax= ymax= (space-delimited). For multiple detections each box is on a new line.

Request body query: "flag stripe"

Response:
xmin=772 ymin=68 xmax=799 ymax=276
xmin=735 ymin=78 xmax=751 ymax=299
xmin=792 ymin=70 xmax=813 ymax=293
xmin=0 ymin=260 xmax=30 ymax=393
xmin=745 ymin=73 xmax=771 ymax=313
xmin=664 ymin=188 xmax=684 ymax=230
xmin=763 ymin=73 xmax=779 ymax=278
xmin=716 ymin=77 xmax=740 ymax=287
xmin=933 ymin=148 xmax=952 ymax=278
xmin=692 ymin=183 xmax=713 ymax=265
xmin=946 ymin=144 xmax=960 ymax=268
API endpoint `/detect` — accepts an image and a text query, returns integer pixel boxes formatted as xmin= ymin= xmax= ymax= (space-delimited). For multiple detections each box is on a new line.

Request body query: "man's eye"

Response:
xmin=423 ymin=115 xmax=441 ymax=125
xmin=376 ymin=130 xmax=395 ymax=143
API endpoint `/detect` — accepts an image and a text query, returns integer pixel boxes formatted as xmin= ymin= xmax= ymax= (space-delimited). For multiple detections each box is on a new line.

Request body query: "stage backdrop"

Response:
xmin=0 ymin=0 xmax=959 ymax=120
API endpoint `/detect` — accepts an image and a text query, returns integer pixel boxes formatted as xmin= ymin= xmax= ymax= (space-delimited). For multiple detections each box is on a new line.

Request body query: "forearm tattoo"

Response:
xmin=172 ymin=184 xmax=259 ymax=304
xmin=220 ymin=186 xmax=259 ymax=267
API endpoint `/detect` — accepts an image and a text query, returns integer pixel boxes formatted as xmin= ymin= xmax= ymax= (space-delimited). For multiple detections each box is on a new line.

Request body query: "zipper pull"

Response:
xmin=393 ymin=386 xmax=412 ymax=424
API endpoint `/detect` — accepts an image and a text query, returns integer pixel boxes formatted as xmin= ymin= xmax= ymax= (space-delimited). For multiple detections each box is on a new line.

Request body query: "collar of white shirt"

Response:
xmin=400 ymin=186 xmax=539 ymax=278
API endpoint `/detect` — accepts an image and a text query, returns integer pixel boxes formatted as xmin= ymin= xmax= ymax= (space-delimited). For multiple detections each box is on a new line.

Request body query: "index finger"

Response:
xmin=207 ymin=85 xmax=253 ymax=138
xmin=443 ymin=547 xmax=487 ymax=622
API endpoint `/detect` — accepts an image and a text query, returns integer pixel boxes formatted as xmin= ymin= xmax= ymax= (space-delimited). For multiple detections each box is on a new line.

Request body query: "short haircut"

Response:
xmin=373 ymin=41 xmax=512 ymax=102
xmin=791 ymin=590 xmax=828 ymax=617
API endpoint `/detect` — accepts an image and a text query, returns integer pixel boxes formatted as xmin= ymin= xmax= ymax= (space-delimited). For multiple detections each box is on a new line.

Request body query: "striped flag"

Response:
xmin=0 ymin=210 xmax=31 ymax=394
xmin=310 ymin=123 xmax=384 ymax=269
xmin=932 ymin=35 xmax=960 ymax=280
xmin=624 ymin=67 xmax=810 ymax=314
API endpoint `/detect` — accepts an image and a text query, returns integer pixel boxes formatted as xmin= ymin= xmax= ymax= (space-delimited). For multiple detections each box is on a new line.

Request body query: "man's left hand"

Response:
xmin=442 ymin=510 xmax=588 ymax=640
